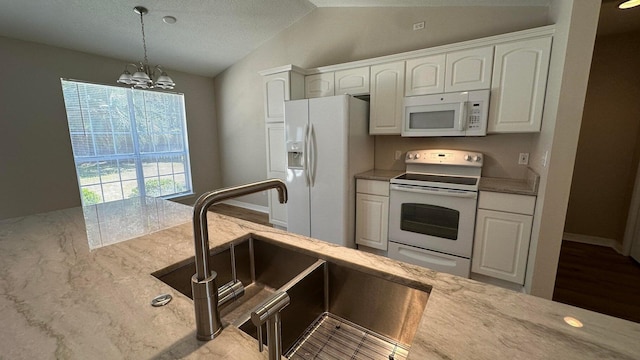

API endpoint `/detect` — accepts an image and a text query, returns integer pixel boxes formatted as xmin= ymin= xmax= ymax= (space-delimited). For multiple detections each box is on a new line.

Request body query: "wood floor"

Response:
xmin=209 ymin=204 xmax=640 ymax=324
xmin=553 ymin=241 xmax=640 ymax=323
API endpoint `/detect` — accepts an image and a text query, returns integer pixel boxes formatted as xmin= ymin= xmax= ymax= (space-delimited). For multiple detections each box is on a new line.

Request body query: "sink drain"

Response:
xmin=151 ymin=294 xmax=173 ymax=307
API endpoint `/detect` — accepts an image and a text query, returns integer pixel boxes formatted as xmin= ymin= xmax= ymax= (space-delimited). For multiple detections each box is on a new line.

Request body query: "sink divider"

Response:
xmin=233 ymin=257 xmax=327 ymax=328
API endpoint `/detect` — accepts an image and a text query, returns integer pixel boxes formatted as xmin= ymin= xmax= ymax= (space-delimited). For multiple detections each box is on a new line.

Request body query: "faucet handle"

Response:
xmin=256 ymin=324 xmax=264 ymax=352
xmin=250 ymin=291 xmax=290 ymax=357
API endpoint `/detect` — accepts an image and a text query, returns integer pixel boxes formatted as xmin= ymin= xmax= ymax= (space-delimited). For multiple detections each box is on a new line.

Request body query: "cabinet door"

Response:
xmin=355 ymin=193 xmax=389 ymax=250
xmin=267 ymin=171 xmax=287 ymax=228
xmin=266 ymin=123 xmax=286 ymax=173
xmin=335 ymin=67 xmax=370 ymax=95
xmin=445 ymin=46 xmax=493 ymax=92
xmin=472 ymin=209 xmax=533 ymax=284
xmin=305 ymin=73 xmax=335 ymax=98
xmin=263 ymin=73 xmax=289 ymax=123
xmin=370 ymin=61 xmax=405 ymax=135
xmin=265 ymin=123 xmax=287 ymax=227
xmin=488 ymin=36 xmax=552 ymax=133
xmin=405 ymin=54 xmax=446 ymax=96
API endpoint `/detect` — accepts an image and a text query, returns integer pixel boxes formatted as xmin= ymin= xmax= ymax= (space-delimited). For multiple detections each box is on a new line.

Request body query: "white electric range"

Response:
xmin=388 ymin=149 xmax=483 ymax=277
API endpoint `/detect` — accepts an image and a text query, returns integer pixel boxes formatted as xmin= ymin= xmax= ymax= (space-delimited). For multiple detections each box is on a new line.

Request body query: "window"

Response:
xmin=61 ymin=79 xmax=192 ymax=206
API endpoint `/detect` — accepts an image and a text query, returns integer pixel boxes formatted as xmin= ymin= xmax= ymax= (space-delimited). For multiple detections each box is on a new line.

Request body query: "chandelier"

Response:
xmin=117 ymin=6 xmax=175 ymax=90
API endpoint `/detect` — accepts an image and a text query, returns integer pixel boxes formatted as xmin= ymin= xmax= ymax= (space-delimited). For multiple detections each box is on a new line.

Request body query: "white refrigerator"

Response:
xmin=284 ymin=95 xmax=374 ymax=248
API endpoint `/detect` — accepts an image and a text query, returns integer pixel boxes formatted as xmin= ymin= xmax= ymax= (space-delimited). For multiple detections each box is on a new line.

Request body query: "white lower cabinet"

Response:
xmin=472 ymin=192 xmax=535 ymax=284
xmin=355 ymin=179 xmax=389 ymax=250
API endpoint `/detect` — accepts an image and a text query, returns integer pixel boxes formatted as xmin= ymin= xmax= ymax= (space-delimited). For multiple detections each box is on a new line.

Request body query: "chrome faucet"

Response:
xmin=191 ymin=179 xmax=288 ymax=341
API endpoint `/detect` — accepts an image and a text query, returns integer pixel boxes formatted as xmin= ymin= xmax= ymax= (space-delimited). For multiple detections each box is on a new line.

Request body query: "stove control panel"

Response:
xmin=405 ymin=149 xmax=483 ymax=167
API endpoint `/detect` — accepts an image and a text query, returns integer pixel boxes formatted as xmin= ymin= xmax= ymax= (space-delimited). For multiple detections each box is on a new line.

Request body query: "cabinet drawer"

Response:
xmin=356 ymin=179 xmax=389 ymax=196
xmin=478 ymin=191 xmax=535 ymax=215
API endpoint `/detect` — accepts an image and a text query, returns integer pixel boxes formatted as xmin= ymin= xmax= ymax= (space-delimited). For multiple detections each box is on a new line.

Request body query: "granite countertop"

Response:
xmin=1 ymin=201 xmax=639 ymax=359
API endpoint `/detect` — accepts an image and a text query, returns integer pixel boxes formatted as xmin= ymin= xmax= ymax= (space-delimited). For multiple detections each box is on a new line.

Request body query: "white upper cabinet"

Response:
xmin=305 ymin=72 xmax=335 ymax=98
xmin=488 ymin=36 xmax=552 ymax=133
xmin=370 ymin=61 xmax=405 ymax=135
xmin=263 ymin=70 xmax=304 ymax=123
xmin=335 ymin=67 xmax=370 ymax=95
xmin=263 ymin=73 xmax=289 ymax=123
xmin=405 ymin=54 xmax=446 ymax=96
xmin=445 ymin=46 xmax=494 ymax=92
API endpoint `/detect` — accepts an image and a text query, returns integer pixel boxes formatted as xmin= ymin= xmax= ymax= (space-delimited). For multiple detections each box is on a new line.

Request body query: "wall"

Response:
xmin=564 ymin=30 xmax=640 ymax=245
xmin=375 ymin=134 xmax=535 ymax=179
xmin=0 ymin=36 xmax=221 ymax=220
xmin=525 ymin=0 xmax=600 ymax=298
xmin=214 ymin=6 xmax=550 ymax=207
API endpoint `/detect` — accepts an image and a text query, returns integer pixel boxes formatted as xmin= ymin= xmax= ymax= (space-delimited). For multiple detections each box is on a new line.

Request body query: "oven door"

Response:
xmin=389 ymin=183 xmax=477 ymax=258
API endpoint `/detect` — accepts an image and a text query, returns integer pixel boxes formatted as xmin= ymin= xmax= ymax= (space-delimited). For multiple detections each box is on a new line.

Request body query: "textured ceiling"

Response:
xmin=0 ymin=0 xmax=316 ymax=77
xmin=0 ymin=0 xmax=637 ymax=78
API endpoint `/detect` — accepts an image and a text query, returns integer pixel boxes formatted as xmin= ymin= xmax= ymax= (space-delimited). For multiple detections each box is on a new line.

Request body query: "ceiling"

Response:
xmin=0 ymin=0 xmax=637 ymax=78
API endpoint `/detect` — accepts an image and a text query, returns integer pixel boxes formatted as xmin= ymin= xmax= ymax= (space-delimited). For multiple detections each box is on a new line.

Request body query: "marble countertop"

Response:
xmin=1 ymin=201 xmax=639 ymax=359
xmin=479 ymin=168 xmax=540 ymax=196
xmin=355 ymin=169 xmax=403 ymax=182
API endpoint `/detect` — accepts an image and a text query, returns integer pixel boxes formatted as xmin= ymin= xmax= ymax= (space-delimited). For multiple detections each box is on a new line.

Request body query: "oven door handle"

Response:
xmin=390 ymin=184 xmax=477 ymax=199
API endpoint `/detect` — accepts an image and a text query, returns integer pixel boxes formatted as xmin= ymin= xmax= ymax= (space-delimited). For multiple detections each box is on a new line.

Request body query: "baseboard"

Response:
xmin=221 ymin=199 xmax=269 ymax=214
xmin=563 ymin=232 xmax=624 ymax=254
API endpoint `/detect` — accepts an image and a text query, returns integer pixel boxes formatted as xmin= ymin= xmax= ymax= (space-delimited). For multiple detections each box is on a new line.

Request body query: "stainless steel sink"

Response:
xmin=152 ymin=237 xmax=430 ymax=359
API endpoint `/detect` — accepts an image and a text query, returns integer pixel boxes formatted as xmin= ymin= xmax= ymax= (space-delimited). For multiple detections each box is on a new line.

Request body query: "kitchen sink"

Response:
xmin=152 ymin=237 xmax=430 ymax=359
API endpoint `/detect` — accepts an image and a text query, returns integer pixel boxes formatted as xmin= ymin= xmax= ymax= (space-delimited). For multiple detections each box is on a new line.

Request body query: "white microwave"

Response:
xmin=402 ymin=90 xmax=490 ymax=137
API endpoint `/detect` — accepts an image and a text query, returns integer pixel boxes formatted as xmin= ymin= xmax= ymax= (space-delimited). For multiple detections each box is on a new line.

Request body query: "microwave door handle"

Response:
xmin=390 ymin=184 xmax=477 ymax=199
xmin=458 ymin=101 xmax=469 ymax=131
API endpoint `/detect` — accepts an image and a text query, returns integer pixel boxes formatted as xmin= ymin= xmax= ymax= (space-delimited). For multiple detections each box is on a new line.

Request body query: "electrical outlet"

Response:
xmin=518 ymin=153 xmax=529 ymax=165
xmin=395 ymin=150 xmax=402 ymax=160
xmin=413 ymin=21 xmax=425 ymax=31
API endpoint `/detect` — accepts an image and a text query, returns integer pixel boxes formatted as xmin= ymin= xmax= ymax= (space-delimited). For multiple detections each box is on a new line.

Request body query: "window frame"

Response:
xmin=61 ymin=78 xmax=193 ymax=205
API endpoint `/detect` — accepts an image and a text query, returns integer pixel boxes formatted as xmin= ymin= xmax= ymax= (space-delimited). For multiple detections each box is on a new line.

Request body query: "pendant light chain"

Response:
xmin=139 ymin=10 xmax=149 ymax=66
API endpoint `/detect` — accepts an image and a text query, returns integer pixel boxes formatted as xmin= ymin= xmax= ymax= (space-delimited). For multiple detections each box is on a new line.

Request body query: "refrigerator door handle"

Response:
xmin=303 ymin=124 xmax=310 ymax=186
xmin=309 ymin=124 xmax=316 ymax=187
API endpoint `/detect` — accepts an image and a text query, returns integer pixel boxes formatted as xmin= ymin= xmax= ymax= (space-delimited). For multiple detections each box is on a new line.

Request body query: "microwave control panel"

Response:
xmin=468 ymin=102 xmax=483 ymax=130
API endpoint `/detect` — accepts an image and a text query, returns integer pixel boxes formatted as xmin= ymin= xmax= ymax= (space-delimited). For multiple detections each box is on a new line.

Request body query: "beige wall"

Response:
xmin=214 ymin=6 xmax=550 ymax=206
xmin=564 ymin=31 xmax=640 ymax=244
xmin=525 ymin=0 xmax=600 ymax=298
xmin=0 ymin=36 xmax=221 ymax=220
